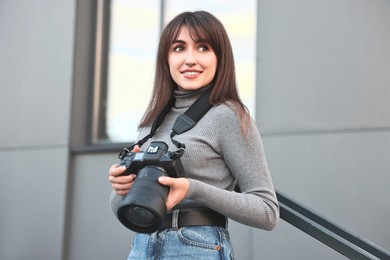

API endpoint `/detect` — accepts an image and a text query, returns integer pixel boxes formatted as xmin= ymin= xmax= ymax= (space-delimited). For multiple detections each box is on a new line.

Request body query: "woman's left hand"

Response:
xmin=158 ymin=177 xmax=189 ymax=211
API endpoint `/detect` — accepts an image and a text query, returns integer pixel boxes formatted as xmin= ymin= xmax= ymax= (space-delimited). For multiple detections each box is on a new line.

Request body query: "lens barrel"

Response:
xmin=117 ymin=166 xmax=169 ymax=233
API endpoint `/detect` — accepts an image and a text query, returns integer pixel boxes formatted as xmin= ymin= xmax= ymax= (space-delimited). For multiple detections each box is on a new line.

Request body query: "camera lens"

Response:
xmin=125 ymin=206 xmax=155 ymax=226
xmin=117 ymin=166 xmax=169 ymax=233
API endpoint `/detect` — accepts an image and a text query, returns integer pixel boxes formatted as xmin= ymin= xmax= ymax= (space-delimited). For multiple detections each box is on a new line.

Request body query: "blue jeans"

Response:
xmin=127 ymin=226 xmax=235 ymax=259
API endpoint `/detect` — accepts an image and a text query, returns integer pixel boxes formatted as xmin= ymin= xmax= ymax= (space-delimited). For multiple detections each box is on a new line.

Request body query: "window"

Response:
xmin=92 ymin=0 xmax=257 ymax=144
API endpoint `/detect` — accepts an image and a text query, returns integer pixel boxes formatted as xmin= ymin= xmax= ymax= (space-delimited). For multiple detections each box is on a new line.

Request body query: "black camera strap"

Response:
xmin=119 ymin=88 xmax=213 ymax=160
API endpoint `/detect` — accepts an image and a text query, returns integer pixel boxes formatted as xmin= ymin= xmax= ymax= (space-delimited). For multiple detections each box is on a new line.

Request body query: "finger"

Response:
xmin=109 ymin=174 xmax=136 ymax=184
xmin=112 ymin=182 xmax=132 ymax=191
xmin=158 ymin=176 xmax=173 ymax=187
xmin=109 ymin=164 xmax=127 ymax=176
xmin=115 ymin=189 xmax=130 ymax=196
xmin=132 ymin=145 xmax=140 ymax=152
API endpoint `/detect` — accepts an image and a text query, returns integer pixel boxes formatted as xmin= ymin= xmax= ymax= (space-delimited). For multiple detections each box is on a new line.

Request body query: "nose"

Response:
xmin=185 ymin=50 xmax=196 ymax=66
xmin=185 ymin=61 xmax=196 ymax=66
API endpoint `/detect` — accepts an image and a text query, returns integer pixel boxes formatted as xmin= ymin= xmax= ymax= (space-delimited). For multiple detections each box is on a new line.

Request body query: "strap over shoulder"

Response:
xmin=119 ymin=87 xmax=213 ymax=160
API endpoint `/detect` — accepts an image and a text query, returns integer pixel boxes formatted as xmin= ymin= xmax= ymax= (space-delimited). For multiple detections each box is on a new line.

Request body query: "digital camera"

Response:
xmin=117 ymin=141 xmax=185 ymax=233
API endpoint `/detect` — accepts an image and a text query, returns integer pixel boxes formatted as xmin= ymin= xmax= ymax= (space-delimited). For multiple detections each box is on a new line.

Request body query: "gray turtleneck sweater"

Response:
xmin=110 ymin=88 xmax=279 ymax=231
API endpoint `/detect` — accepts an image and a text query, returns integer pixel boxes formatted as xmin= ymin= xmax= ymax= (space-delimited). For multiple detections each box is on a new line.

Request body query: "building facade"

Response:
xmin=1 ymin=0 xmax=389 ymax=259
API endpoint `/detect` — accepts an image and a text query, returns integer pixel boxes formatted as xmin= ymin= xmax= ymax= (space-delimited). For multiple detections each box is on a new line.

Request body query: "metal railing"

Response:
xmin=276 ymin=190 xmax=390 ymax=259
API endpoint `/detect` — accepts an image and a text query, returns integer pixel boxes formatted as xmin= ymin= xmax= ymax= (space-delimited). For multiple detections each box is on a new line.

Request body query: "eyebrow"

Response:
xmin=172 ymin=39 xmax=210 ymax=46
xmin=172 ymin=39 xmax=186 ymax=44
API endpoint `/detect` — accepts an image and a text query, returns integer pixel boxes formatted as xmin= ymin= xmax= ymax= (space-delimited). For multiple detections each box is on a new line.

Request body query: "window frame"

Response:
xmin=90 ymin=0 xmax=111 ymax=144
xmin=75 ymin=0 xmax=258 ymax=154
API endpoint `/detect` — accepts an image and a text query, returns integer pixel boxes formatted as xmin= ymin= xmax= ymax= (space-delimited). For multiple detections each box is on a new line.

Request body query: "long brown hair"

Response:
xmin=139 ymin=11 xmax=249 ymax=133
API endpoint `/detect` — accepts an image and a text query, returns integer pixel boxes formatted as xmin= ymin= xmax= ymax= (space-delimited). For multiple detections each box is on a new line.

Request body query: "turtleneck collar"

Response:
xmin=173 ymin=84 xmax=213 ymax=109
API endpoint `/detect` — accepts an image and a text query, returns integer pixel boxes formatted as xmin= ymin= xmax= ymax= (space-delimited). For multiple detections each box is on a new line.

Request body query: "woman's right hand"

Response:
xmin=108 ymin=145 xmax=140 ymax=196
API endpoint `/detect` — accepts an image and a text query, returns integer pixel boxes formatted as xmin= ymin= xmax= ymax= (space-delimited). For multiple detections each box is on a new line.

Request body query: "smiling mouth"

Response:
xmin=183 ymin=71 xmax=200 ymax=76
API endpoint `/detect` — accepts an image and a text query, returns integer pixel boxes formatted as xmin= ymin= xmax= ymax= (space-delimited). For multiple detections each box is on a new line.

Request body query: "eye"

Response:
xmin=198 ymin=44 xmax=210 ymax=52
xmin=172 ymin=45 xmax=185 ymax=52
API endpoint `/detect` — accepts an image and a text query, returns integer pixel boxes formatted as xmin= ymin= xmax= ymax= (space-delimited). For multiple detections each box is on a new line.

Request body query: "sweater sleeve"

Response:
xmin=185 ymin=105 xmax=279 ymax=230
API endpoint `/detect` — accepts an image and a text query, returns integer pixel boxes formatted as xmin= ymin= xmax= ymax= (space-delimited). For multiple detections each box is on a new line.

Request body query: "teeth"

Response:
xmin=184 ymin=71 xmax=199 ymax=76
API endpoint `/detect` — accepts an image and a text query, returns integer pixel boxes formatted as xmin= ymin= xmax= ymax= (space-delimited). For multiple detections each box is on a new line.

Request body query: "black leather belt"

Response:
xmin=160 ymin=208 xmax=226 ymax=230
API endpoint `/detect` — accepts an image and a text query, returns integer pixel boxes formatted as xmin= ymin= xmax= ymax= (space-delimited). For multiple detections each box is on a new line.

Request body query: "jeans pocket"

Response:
xmin=177 ymin=226 xmax=221 ymax=251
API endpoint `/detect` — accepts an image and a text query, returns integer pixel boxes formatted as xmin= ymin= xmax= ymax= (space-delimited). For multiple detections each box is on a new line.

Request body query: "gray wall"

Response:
xmin=0 ymin=0 xmax=75 ymax=260
xmin=258 ymin=0 xmax=390 ymax=132
xmin=254 ymin=0 xmax=390 ymax=259
xmin=0 ymin=0 xmax=389 ymax=260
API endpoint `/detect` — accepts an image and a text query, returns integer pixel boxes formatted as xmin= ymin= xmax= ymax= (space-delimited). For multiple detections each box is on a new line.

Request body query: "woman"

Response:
xmin=109 ymin=10 xmax=279 ymax=259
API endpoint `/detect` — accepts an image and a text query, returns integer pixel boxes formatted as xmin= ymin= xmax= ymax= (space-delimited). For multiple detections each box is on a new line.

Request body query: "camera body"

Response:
xmin=117 ymin=141 xmax=185 ymax=233
xmin=119 ymin=141 xmax=184 ymax=178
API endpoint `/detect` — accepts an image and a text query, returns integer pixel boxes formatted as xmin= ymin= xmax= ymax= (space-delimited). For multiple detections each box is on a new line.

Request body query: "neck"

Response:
xmin=173 ymin=84 xmax=213 ymax=109
xmin=174 ymin=84 xmax=213 ymax=98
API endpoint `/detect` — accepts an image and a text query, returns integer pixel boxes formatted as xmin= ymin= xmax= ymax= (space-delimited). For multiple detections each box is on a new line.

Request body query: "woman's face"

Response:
xmin=168 ymin=26 xmax=218 ymax=91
